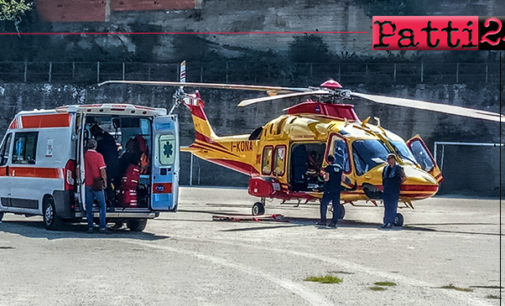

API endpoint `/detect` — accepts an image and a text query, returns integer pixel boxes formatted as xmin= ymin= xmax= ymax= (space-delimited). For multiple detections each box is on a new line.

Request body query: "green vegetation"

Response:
xmin=440 ymin=284 xmax=473 ymax=292
xmin=369 ymin=286 xmax=386 ymax=291
xmin=304 ymin=275 xmax=343 ymax=284
xmin=486 ymin=295 xmax=499 ymax=299
xmin=374 ymin=282 xmax=397 ymax=287
xmin=0 ymin=0 xmax=33 ymax=32
xmin=288 ymin=34 xmax=329 ymax=63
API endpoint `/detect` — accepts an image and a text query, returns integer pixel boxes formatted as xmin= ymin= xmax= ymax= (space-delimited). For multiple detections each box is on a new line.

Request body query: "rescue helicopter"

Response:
xmin=99 ymin=77 xmax=503 ymax=226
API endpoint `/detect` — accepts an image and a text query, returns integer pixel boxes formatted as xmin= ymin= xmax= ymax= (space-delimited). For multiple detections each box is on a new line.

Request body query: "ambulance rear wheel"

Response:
xmin=252 ymin=202 xmax=265 ymax=216
xmin=127 ymin=219 xmax=147 ymax=232
xmin=43 ymin=197 xmax=62 ymax=230
xmin=394 ymin=213 xmax=404 ymax=227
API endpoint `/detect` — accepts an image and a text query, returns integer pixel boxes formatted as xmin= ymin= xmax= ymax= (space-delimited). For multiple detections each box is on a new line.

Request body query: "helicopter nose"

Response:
xmin=400 ymin=166 xmax=439 ymax=199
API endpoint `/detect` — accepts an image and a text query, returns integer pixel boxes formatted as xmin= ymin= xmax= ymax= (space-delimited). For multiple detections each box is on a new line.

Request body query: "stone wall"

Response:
xmin=0 ymin=82 xmax=502 ymax=195
xmin=34 ymin=0 xmax=505 ymax=60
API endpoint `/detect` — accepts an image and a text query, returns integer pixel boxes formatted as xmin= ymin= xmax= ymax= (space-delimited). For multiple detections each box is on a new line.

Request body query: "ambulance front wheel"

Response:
xmin=252 ymin=202 xmax=265 ymax=216
xmin=394 ymin=213 xmax=404 ymax=227
xmin=43 ymin=197 xmax=63 ymax=230
xmin=127 ymin=219 xmax=147 ymax=232
xmin=0 ymin=211 xmax=3 ymax=222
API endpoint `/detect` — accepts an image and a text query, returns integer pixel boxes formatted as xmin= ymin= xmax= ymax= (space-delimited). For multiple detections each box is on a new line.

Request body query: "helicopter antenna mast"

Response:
xmin=169 ymin=60 xmax=186 ymax=115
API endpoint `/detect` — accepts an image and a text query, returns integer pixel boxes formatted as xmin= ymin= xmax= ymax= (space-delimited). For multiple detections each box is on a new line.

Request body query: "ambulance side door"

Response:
xmin=151 ymin=115 xmax=179 ymax=211
xmin=0 ymin=133 xmax=13 ymax=208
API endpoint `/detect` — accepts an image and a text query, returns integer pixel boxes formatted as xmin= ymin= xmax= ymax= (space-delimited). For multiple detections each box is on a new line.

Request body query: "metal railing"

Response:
xmin=0 ymin=61 xmax=501 ymax=85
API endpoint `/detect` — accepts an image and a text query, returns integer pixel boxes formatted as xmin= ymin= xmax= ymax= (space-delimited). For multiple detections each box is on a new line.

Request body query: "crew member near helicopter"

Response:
xmin=381 ymin=153 xmax=407 ymax=229
xmin=316 ymin=155 xmax=345 ymax=228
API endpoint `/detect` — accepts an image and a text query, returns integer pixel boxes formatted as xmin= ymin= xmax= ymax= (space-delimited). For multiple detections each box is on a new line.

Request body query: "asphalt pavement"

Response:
xmin=0 ymin=187 xmax=502 ymax=306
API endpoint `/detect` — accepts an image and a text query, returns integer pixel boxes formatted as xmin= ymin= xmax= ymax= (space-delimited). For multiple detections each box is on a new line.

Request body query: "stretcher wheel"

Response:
xmin=394 ymin=213 xmax=404 ymax=227
xmin=252 ymin=202 xmax=265 ymax=216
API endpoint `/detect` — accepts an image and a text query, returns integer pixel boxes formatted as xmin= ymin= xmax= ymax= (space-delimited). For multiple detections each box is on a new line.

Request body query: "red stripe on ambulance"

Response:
xmin=18 ymin=113 xmax=71 ymax=129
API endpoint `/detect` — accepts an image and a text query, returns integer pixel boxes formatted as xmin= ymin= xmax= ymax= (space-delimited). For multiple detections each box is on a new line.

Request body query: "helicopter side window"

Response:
xmin=262 ymin=146 xmax=273 ymax=175
xmin=332 ymin=138 xmax=350 ymax=173
xmin=352 ymin=139 xmax=390 ymax=176
xmin=409 ymin=140 xmax=434 ymax=172
xmin=273 ymin=146 xmax=286 ymax=176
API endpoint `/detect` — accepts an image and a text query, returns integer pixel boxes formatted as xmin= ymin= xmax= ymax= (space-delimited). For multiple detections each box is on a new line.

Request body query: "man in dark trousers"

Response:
xmin=381 ymin=153 xmax=407 ymax=229
xmin=90 ymin=125 xmax=120 ymax=210
xmin=317 ymin=155 xmax=345 ymax=228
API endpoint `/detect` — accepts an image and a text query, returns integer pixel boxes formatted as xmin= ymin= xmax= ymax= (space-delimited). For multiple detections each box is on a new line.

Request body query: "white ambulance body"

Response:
xmin=0 ymin=104 xmax=179 ymax=231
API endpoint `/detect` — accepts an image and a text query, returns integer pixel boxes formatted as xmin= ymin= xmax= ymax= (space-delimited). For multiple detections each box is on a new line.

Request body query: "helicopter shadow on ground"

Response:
xmin=220 ymin=217 xmax=499 ymax=236
xmin=0 ymin=220 xmax=170 ymax=241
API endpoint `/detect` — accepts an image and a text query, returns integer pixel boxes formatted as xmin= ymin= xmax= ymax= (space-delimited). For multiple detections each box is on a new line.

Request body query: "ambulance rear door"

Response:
xmin=151 ymin=115 xmax=179 ymax=211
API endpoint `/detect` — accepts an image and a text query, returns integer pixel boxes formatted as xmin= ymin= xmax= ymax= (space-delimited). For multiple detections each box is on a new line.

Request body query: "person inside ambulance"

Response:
xmin=90 ymin=124 xmax=120 ymax=210
xmin=119 ymin=138 xmax=141 ymax=180
xmin=135 ymin=135 xmax=150 ymax=174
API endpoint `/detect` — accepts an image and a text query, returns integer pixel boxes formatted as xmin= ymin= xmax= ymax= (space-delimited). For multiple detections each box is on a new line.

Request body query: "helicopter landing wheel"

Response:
xmin=252 ymin=202 xmax=265 ymax=216
xmin=394 ymin=213 xmax=404 ymax=227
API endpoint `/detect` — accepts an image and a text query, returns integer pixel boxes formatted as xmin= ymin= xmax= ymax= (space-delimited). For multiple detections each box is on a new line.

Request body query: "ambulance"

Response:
xmin=0 ymin=104 xmax=179 ymax=231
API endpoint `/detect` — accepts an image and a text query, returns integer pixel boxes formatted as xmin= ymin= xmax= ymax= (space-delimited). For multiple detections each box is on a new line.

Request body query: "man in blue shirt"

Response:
xmin=317 ymin=155 xmax=345 ymax=228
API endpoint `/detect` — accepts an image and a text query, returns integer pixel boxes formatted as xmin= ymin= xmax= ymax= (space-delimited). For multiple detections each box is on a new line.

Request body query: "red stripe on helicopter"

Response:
xmin=400 ymin=193 xmax=434 ymax=199
xmin=195 ymin=131 xmax=228 ymax=150
xmin=349 ymin=185 xmax=438 ymax=192
xmin=207 ymin=159 xmax=259 ymax=176
xmin=400 ymin=185 xmax=439 ymax=192
xmin=193 ymin=141 xmax=240 ymax=158
xmin=187 ymin=104 xmax=208 ymax=121
xmin=191 ymin=142 xmax=239 ymax=158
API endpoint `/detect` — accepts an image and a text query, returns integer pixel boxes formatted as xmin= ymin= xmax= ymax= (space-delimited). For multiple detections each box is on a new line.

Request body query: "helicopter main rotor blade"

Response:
xmin=98 ymin=80 xmax=308 ymax=93
xmin=352 ymin=92 xmax=504 ymax=122
xmin=238 ymin=90 xmax=331 ymax=107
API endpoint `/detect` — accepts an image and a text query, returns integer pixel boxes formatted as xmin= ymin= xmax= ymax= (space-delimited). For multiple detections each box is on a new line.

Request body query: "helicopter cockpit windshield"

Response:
xmin=352 ymin=139 xmax=390 ymax=176
xmin=390 ymin=140 xmax=418 ymax=165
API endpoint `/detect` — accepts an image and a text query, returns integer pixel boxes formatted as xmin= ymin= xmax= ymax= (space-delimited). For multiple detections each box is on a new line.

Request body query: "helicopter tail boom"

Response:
xmin=183 ymin=94 xmax=218 ymax=142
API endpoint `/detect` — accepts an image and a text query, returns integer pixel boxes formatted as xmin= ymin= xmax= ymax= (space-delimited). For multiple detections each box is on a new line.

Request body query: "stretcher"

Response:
xmin=212 ymin=214 xmax=287 ymax=222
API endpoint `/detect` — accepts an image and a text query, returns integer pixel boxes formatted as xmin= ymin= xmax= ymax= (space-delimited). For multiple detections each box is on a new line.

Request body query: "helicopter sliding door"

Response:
xmin=406 ymin=135 xmax=443 ymax=183
xmin=327 ymin=133 xmax=354 ymax=188
xmin=290 ymin=142 xmax=326 ymax=191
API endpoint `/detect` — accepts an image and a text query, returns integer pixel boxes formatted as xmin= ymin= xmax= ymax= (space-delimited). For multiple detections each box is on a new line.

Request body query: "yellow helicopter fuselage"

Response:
xmin=182 ymin=94 xmax=442 ymax=205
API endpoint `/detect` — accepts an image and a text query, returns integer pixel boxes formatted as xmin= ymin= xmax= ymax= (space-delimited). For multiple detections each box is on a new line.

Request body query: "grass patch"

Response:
xmin=369 ymin=286 xmax=387 ymax=291
xmin=440 ymin=284 xmax=473 ymax=292
xmin=374 ymin=281 xmax=397 ymax=287
xmin=304 ymin=275 xmax=343 ymax=284
xmin=486 ymin=295 xmax=500 ymax=299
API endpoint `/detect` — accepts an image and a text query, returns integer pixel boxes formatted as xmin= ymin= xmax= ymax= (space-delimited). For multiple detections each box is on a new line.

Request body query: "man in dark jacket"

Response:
xmin=317 ymin=155 xmax=345 ymax=228
xmin=381 ymin=153 xmax=407 ymax=228
xmin=90 ymin=125 xmax=120 ymax=210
